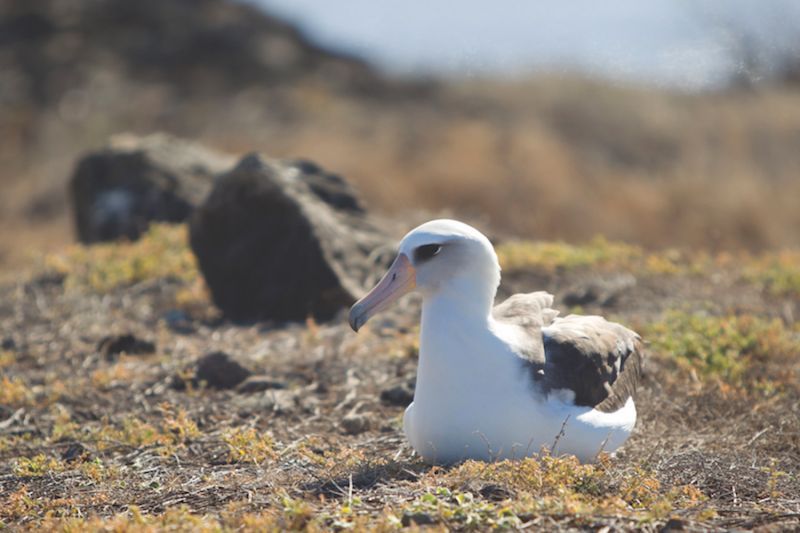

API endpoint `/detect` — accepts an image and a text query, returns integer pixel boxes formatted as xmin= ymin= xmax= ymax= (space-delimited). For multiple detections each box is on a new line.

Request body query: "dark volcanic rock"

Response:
xmin=0 ymin=0 xmax=387 ymax=110
xmin=61 ymin=442 xmax=89 ymax=463
xmin=341 ymin=413 xmax=370 ymax=435
xmin=194 ymin=352 xmax=252 ymax=390
xmin=70 ymin=134 xmax=234 ymax=243
xmin=235 ymin=375 xmax=287 ymax=394
xmin=401 ymin=512 xmax=436 ymax=527
xmin=380 ymin=383 xmax=415 ymax=407
xmin=189 ymin=154 xmax=393 ymax=322
xmin=98 ymin=333 xmax=155 ymax=360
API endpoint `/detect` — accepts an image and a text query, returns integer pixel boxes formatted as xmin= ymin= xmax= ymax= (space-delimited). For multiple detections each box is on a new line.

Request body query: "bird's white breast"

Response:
xmin=403 ymin=307 xmax=636 ymax=464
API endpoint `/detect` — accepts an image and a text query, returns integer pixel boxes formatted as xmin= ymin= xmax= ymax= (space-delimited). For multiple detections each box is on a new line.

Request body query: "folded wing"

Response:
xmin=493 ymin=292 xmax=643 ymax=413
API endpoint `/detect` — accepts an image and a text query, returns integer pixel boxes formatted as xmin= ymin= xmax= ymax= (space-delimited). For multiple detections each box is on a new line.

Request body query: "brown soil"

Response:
xmin=1 ymin=255 xmax=798 ymax=530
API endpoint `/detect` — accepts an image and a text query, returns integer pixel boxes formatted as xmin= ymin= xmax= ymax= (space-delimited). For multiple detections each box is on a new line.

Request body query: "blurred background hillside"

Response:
xmin=2 ymin=0 xmax=800 ymax=270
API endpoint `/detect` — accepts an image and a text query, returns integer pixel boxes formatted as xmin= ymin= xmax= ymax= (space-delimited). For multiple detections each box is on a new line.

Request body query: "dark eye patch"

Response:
xmin=414 ymin=244 xmax=442 ymax=262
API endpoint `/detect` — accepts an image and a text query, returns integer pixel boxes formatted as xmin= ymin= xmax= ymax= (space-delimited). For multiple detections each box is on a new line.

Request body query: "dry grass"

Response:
xmin=3 ymin=76 xmax=800 ymax=273
xmin=43 ymin=224 xmax=199 ymax=293
xmin=644 ymin=312 xmax=799 ymax=386
xmin=1 ymin=227 xmax=798 ymax=530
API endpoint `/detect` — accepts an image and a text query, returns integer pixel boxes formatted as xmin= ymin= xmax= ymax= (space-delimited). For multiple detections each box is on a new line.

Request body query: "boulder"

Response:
xmin=189 ymin=154 xmax=393 ymax=322
xmin=69 ymin=133 xmax=234 ymax=243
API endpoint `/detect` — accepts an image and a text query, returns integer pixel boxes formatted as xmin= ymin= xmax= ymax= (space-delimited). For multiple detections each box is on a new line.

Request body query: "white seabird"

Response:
xmin=349 ymin=219 xmax=642 ymax=464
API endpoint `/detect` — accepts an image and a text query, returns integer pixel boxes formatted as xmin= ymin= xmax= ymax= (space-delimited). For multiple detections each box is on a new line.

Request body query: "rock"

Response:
xmin=194 ymin=352 xmax=252 ymax=389
xmin=401 ymin=512 xmax=436 ymax=527
xmin=1 ymin=337 xmax=15 ymax=351
xmin=236 ymin=375 xmax=287 ymax=394
xmin=287 ymin=160 xmax=365 ymax=213
xmin=98 ymin=333 xmax=156 ymax=360
xmin=265 ymin=389 xmax=299 ymax=415
xmin=163 ymin=310 xmax=196 ymax=335
xmin=478 ymin=483 xmax=515 ymax=501
xmin=189 ymin=154 xmax=393 ymax=322
xmin=237 ymin=388 xmax=299 ymax=417
xmin=61 ymin=443 xmax=89 ymax=463
xmin=341 ymin=413 xmax=370 ymax=435
xmin=380 ymin=383 xmax=415 ymax=407
xmin=0 ymin=0 xmax=389 ymax=112
xmin=70 ymin=133 xmax=235 ymax=243
xmin=661 ymin=518 xmax=686 ymax=531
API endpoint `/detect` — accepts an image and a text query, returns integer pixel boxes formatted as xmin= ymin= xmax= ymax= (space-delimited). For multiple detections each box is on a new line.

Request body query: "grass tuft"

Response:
xmin=644 ymin=312 xmax=799 ymax=386
xmin=222 ymin=427 xmax=278 ymax=465
xmin=0 ymin=376 xmax=35 ymax=406
xmin=45 ymin=224 xmax=199 ymax=293
xmin=497 ymin=236 xmax=643 ymax=272
xmin=745 ymin=250 xmax=800 ymax=297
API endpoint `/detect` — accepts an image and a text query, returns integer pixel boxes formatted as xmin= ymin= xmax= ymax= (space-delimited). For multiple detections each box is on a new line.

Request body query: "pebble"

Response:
xmin=380 ymin=383 xmax=415 ymax=407
xmin=194 ymin=351 xmax=252 ymax=389
xmin=341 ymin=413 xmax=370 ymax=435
xmin=98 ymin=333 xmax=155 ymax=360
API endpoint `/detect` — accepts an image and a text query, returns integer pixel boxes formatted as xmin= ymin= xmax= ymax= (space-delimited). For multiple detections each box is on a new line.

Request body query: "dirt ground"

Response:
xmin=0 ymin=225 xmax=798 ymax=531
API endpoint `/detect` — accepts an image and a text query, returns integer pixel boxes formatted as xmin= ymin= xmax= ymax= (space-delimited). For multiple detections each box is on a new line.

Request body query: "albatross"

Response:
xmin=349 ymin=219 xmax=642 ymax=464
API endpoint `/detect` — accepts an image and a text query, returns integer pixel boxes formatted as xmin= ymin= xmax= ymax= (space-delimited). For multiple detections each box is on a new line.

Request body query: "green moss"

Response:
xmin=12 ymin=454 xmax=65 ymax=477
xmin=745 ymin=250 xmax=800 ymax=297
xmin=0 ymin=375 xmax=34 ymax=406
xmin=45 ymin=224 xmax=199 ymax=293
xmin=222 ymin=427 xmax=277 ymax=465
xmin=495 ymin=237 xmax=714 ymax=276
xmin=400 ymin=455 xmax=709 ymax=527
xmin=403 ymin=487 xmax=522 ymax=529
xmin=497 ymin=236 xmax=643 ymax=272
xmin=644 ymin=312 xmax=797 ymax=384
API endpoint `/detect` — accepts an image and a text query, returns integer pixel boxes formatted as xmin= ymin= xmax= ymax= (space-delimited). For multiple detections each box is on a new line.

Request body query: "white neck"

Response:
xmin=415 ymin=273 xmax=503 ymax=399
xmin=422 ymin=274 xmax=496 ymax=329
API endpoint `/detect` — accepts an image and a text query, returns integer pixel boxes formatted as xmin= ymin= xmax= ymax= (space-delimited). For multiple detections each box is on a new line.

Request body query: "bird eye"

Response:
xmin=414 ymin=244 xmax=442 ymax=262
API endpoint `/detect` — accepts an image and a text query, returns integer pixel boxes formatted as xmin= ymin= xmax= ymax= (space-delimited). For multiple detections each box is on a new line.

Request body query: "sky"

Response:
xmin=246 ymin=0 xmax=800 ymax=90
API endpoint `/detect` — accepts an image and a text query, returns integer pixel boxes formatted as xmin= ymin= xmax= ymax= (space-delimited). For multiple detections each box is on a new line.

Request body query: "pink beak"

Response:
xmin=349 ymin=253 xmax=416 ymax=332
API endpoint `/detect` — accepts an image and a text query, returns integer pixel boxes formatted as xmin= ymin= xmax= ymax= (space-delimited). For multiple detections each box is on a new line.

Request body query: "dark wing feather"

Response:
xmin=493 ymin=292 xmax=643 ymax=413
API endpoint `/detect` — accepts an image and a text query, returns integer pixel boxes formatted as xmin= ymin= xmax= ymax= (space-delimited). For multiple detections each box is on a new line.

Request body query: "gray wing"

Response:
xmin=493 ymin=292 xmax=643 ymax=413
xmin=492 ymin=291 xmax=559 ymax=364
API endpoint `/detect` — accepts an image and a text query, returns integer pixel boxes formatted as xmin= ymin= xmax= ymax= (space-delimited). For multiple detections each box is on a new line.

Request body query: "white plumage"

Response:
xmin=349 ymin=219 xmax=642 ymax=464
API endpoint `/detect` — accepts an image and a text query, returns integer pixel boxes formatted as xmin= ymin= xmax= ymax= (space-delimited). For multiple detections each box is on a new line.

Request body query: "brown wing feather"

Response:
xmin=493 ymin=293 xmax=643 ymax=413
xmin=542 ymin=315 xmax=642 ymax=412
xmin=492 ymin=291 xmax=559 ymax=363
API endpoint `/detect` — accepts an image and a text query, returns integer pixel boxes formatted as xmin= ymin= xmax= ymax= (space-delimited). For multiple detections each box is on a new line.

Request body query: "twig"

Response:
xmin=550 ymin=415 xmax=570 ymax=454
xmin=347 ymin=473 xmax=354 ymax=509
xmin=0 ymin=408 xmax=24 ymax=430
xmin=746 ymin=427 xmax=770 ymax=446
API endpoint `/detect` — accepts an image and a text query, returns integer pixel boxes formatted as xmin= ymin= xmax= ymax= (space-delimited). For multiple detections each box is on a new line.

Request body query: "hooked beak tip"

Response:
xmin=346 ymin=253 xmax=415 ymax=334
xmin=348 ymin=305 xmax=363 ymax=332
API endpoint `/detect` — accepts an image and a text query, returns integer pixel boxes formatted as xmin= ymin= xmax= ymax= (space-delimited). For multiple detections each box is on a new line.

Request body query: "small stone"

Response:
xmin=164 ymin=309 xmax=196 ymax=334
xmin=401 ymin=512 xmax=435 ymax=527
xmin=98 ymin=334 xmax=155 ymax=360
xmin=194 ymin=352 xmax=252 ymax=389
xmin=661 ymin=518 xmax=686 ymax=532
xmin=266 ymin=389 xmax=297 ymax=415
xmin=62 ymin=442 xmax=89 ymax=463
xmin=479 ymin=483 xmax=514 ymax=501
xmin=235 ymin=375 xmax=287 ymax=394
xmin=380 ymin=383 xmax=415 ymax=407
xmin=1 ymin=337 xmax=15 ymax=350
xmin=341 ymin=413 xmax=370 ymax=435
